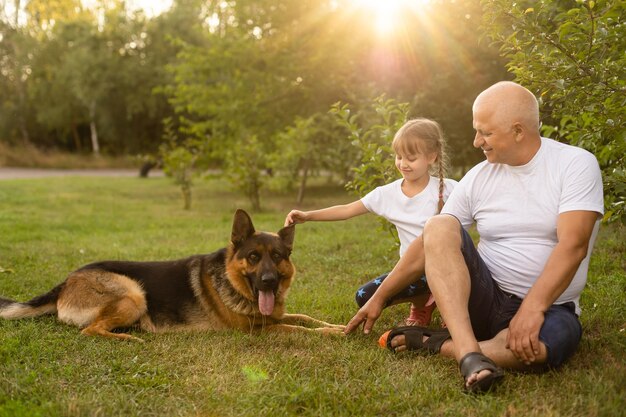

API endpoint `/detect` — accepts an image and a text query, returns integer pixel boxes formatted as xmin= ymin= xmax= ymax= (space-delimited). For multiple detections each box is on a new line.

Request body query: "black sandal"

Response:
xmin=459 ymin=352 xmax=504 ymax=393
xmin=385 ymin=326 xmax=451 ymax=354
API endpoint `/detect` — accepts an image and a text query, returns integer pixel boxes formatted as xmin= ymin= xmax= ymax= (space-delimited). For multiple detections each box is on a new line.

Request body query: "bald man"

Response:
xmin=345 ymin=81 xmax=604 ymax=393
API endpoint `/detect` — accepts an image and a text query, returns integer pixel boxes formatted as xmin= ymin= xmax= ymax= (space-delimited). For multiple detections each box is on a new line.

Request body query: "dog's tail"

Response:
xmin=0 ymin=283 xmax=64 ymax=319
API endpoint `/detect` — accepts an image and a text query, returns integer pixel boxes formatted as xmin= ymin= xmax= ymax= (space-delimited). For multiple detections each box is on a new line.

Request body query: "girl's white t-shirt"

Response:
xmin=361 ymin=176 xmax=458 ymax=257
xmin=442 ymin=137 xmax=604 ymax=314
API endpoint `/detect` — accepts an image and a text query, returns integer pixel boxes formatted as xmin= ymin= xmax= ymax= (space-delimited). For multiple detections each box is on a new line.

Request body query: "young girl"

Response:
xmin=284 ymin=118 xmax=457 ymax=327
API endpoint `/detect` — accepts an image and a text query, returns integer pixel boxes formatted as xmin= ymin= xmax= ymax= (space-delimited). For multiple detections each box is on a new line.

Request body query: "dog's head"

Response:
xmin=226 ymin=209 xmax=295 ymax=317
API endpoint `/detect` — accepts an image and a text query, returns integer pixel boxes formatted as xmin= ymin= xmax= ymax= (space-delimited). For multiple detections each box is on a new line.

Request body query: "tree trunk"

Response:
xmin=296 ymin=159 xmax=310 ymax=205
xmin=71 ymin=122 xmax=82 ymax=151
xmin=89 ymin=100 xmax=100 ymax=156
xmin=18 ymin=116 xmax=30 ymax=144
xmin=14 ymin=0 xmax=20 ymax=27
xmin=181 ymin=183 xmax=192 ymax=210
xmin=249 ymin=180 xmax=261 ymax=212
xmin=11 ymin=4 xmax=30 ymax=145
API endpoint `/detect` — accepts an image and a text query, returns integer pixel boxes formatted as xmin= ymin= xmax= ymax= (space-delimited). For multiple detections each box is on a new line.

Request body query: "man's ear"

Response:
xmin=513 ymin=122 xmax=524 ymax=142
xmin=278 ymin=224 xmax=295 ymax=254
xmin=231 ymin=209 xmax=255 ymax=247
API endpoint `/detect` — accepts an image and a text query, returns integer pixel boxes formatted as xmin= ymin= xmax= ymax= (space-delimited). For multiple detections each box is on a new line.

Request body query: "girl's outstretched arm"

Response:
xmin=284 ymin=200 xmax=368 ymax=226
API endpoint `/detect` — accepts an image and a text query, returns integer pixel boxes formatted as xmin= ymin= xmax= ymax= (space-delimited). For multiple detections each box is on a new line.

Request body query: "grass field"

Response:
xmin=0 ymin=176 xmax=624 ymax=417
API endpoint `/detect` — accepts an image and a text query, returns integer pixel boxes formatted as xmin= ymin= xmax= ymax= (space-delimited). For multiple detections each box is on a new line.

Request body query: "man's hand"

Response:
xmin=505 ymin=210 xmax=598 ymax=366
xmin=506 ymin=306 xmax=545 ymax=365
xmin=344 ymin=297 xmax=385 ymax=335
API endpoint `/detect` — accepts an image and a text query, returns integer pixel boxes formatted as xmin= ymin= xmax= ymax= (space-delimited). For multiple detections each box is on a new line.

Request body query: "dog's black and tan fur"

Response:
xmin=0 ymin=209 xmax=343 ymax=341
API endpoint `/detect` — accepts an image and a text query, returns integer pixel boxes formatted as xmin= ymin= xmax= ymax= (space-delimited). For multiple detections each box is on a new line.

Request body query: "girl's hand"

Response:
xmin=284 ymin=210 xmax=308 ymax=227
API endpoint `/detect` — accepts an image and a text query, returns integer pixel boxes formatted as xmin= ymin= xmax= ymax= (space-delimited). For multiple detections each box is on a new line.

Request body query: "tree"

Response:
xmin=359 ymin=0 xmax=510 ymax=172
xmin=1 ymin=0 xmax=509 ymax=174
xmin=164 ymin=0 xmax=373 ymax=210
xmin=159 ymin=118 xmax=203 ymax=210
xmin=1 ymin=0 xmax=194 ymax=155
xmin=0 ymin=22 xmax=35 ymax=144
xmin=481 ymin=0 xmax=626 ymax=223
xmin=267 ymin=112 xmax=356 ymax=204
xmin=330 ymin=95 xmax=411 ymax=243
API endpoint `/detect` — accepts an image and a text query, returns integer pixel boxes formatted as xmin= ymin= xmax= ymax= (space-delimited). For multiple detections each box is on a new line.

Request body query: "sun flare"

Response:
xmin=351 ymin=0 xmax=430 ymax=35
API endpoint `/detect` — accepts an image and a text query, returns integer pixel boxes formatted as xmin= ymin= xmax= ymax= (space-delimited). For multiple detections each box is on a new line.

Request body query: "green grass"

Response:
xmin=0 ymin=176 xmax=624 ymax=417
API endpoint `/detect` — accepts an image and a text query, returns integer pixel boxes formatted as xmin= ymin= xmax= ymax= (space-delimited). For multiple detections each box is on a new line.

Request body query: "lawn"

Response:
xmin=0 ymin=176 xmax=624 ymax=417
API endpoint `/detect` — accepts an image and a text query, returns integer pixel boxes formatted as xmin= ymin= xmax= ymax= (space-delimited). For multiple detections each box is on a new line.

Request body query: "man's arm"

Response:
xmin=506 ymin=210 xmax=600 ymax=364
xmin=344 ymin=236 xmax=426 ymax=334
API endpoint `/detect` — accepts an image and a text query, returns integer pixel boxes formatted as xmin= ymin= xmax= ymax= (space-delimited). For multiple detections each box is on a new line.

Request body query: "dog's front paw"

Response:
xmin=315 ymin=326 xmax=346 ymax=336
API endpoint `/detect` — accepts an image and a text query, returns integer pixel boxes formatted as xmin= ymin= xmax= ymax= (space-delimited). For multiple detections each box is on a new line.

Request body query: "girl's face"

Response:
xmin=395 ymin=150 xmax=437 ymax=182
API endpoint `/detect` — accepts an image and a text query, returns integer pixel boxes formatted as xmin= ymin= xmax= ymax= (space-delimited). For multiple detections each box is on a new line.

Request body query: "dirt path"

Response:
xmin=0 ymin=167 xmax=164 ymax=180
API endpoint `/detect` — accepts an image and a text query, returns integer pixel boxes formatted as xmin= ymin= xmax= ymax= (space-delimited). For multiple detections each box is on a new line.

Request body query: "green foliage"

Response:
xmin=481 ymin=0 xmax=626 ymax=223
xmin=330 ymin=95 xmax=410 ymax=243
xmin=267 ymin=112 xmax=356 ymax=204
xmin=0 ymin=0 xmax=205 ymax=154
xmin=224 ymin=134 xmax=267 ymax=211
xmin=331 ymin=96 xmax=408 ymax=198
xmin=162 ymin=0 xmax=376 ymax=210
xmin=2 ymin=0 xmax=510 ymax=179
xmin=0 ymin=21 xmax=37 ymax=145
xmin=159 ymin=118 xmax=203 ymax=210
xmin=266 ymin=116 xmax=318 ymax=193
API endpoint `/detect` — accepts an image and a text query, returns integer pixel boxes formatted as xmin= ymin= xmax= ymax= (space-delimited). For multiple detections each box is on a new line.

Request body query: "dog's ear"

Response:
xmin=278 ymin=224 xmax=295 ymax=254
xmin=231 ymin=209 xmax=255 ymax=247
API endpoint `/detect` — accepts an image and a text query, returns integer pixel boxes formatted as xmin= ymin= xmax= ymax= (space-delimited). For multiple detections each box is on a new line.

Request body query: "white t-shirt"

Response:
xmin=442 ymin=137 xmax=604 ymax=314
xmin=361 ymin=176 xmax=458 ymax=257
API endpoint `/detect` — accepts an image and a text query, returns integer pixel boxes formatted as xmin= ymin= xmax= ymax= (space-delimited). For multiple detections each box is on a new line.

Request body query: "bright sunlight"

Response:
xmin=351 ymin=0 xmax=431 ymax=35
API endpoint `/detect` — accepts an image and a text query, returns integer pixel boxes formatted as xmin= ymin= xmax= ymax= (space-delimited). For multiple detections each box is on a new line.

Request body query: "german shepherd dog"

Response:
xmin=0 ymin=209 xmax=344 ymax=341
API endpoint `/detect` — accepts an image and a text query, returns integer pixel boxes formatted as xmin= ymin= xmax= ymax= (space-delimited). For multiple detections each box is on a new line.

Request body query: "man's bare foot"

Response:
xmin=459 ymin=352 xmax=504 ymax=393
xmin=465 ymin=369 xmax=494 ymax=389
xmin=381 ymin=326 xmax=451 ymax=354
xmin=388 ymin=333 xmax=452 ymax=353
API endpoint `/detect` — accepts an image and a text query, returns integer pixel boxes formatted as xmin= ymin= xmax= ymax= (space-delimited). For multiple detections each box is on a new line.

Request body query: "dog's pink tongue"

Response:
xmin=259 ymin=290 xmax=275 ymax=316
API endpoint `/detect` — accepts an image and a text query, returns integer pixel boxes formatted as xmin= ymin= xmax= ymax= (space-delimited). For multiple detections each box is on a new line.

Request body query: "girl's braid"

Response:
xmin=436 ymin=133 xmax=449 ymax=214
xmin=438 ymin=158 xmax=445 ymax=213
